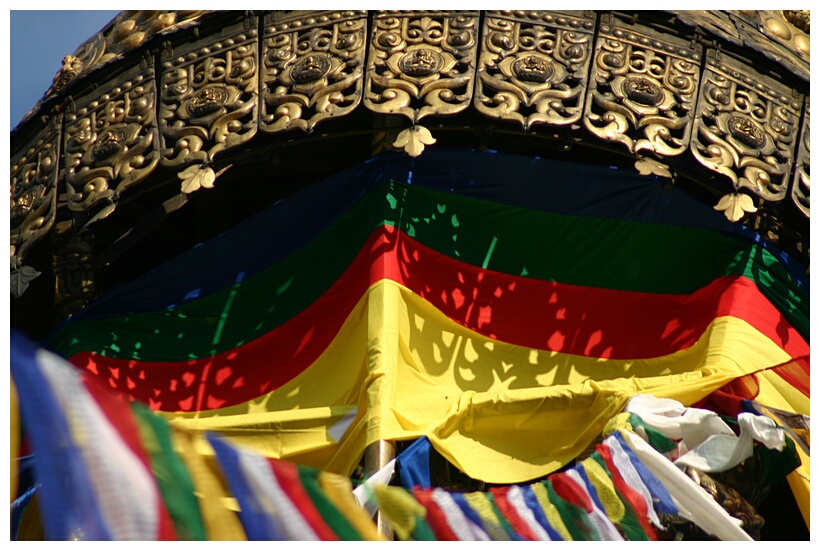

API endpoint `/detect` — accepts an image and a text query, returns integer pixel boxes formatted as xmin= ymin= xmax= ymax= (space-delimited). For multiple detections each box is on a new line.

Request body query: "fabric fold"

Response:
xmin=619 ymin=429 xmax=752 ymax=541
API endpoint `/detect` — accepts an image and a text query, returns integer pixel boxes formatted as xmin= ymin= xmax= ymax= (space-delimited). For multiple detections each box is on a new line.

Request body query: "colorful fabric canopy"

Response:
xmin=42 ymin=149 xmax=809 ymax=483
xmin=10 ymin=332 xmax=805 ymax=540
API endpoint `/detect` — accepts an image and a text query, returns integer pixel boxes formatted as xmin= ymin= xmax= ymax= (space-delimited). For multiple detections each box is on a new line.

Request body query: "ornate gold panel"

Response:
xmin=159 ymin=14 xmax=259 ymax=169
xmin=691 ymin=51 xmax=803 ymax=204
xmin=584 ymin=17 xmax=702 ymax=158
xmin=64 ymin=57 xmax=159 ymax=221
xmin=474 ymin=10 xmax=595 ymax=129
xmin=10 ymin=113 xmax=62 ymax=282
xmin=364 ymin=10 xmax=479 ymax=124
xmin=260 ymin=10 xmax=367 ymax=133
xmin=791 ymin=98 xmax=809 ymax=217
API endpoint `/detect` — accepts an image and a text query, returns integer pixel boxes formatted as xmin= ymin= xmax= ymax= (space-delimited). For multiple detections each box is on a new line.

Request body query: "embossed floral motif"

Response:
xmin=180 ymin=84 xmax=240 ymax=123
xmin=622 ymin=76 xmax=665 ymax=106
xmin=511 ymin=55 xmax=554 ymax=83
xmin=10 ymin=191 xmax=39 ymax=228
xmin=608 ymin=74 xmax=676 ymax=115
xmin=275 ymin=53 xmax=344 ymax=96
xmin=91 ymin=127 xmax=129 ymax=161
xmin=397 ymin=48 xmax=442 ymax=77
xmin=291 ymin=54 xmax=332 ymax=84
xmin=186 ymin=86 xmax=230 ymax=118
xmin=724 ymin=115 xmax=767 ymax=151
xmin=385 ymin=45 xmax=457 ymax=90
xmin=496 ymin=52 xmax=565 ymax=94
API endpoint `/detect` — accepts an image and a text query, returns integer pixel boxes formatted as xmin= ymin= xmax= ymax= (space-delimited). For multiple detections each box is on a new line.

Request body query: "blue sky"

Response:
xmin=9 ymin=10 xmax=121 ymax=130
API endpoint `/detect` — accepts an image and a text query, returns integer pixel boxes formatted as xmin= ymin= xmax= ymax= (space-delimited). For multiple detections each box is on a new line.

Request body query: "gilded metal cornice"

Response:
xmin=9 ymin=10 xmax=812 ymax=296
xmin=260 ymin=10 xmax=367 ymax=133
xmin=475 ymin=10 xmax=595 ymax=130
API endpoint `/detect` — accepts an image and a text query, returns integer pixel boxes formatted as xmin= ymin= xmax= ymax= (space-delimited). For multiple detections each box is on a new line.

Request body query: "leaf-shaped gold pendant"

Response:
xmin=393 ymin=126 xmax=436 ymax=157
xmin=635 ymin=157 xmax=672 ymax=179
xmin=714 ymin=192 xmax=757 ymax=222
xmin=11 ymin=265 xmax=41 ymax=298
xmin=178 ymin=164 xmax=216 ymax=194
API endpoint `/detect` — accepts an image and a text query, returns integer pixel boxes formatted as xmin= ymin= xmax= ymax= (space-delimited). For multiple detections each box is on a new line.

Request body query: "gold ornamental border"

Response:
xmin=10 ymin=10 xmax=811 ymax=295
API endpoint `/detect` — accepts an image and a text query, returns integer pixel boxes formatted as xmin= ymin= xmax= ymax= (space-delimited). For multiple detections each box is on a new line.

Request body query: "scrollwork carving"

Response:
xmin=10 ymin=113 xmax=62 ymax=272
xmin=364 ymin=11 xmax=479 ymax=123
xmin=64 ymin=59 xmax=159 ymax=219
xmin=691 ymin=53 xmax=802 ymax=203
xmin=159 ymin=15 xmax=258 ymax=168
xmin=584 ymin=19 xmax=701 ymax=158
xmin=791 ymin=97 xmax=809 ymax=217
xmin=475 ymin=11 xmax=594 ymax=129
xmin=260 ymin=10 xmax=367 ymax=133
